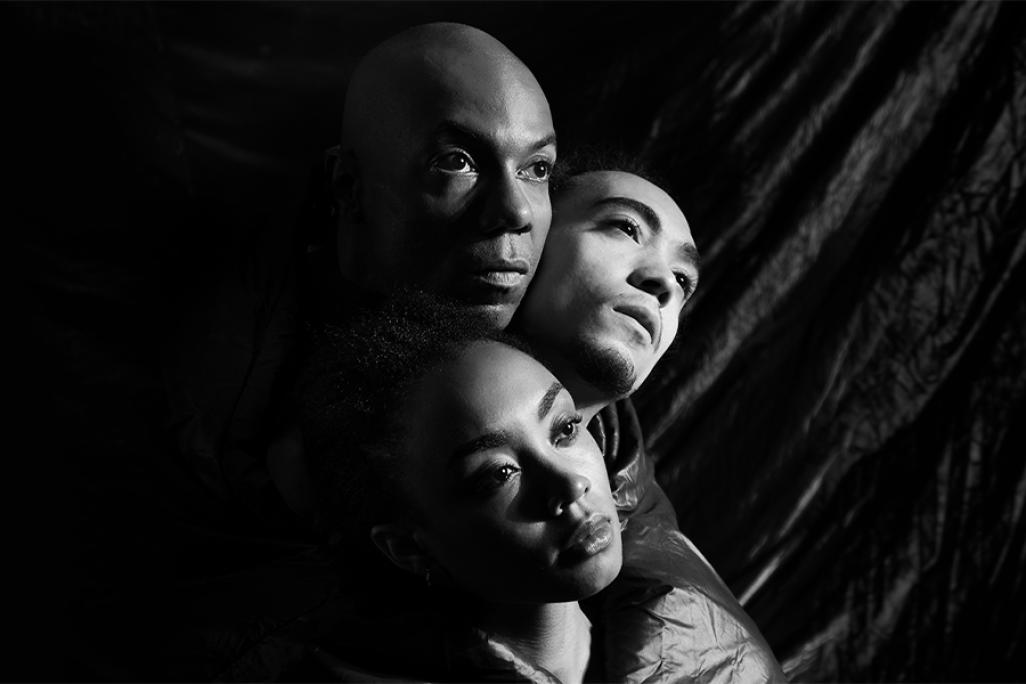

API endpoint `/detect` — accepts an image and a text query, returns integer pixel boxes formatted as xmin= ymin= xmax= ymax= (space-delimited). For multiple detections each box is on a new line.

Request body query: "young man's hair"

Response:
xmin=299 ymin=289 xmax=529 ymax=541
xmin=550 ymin=144 xmax=674 ymax=202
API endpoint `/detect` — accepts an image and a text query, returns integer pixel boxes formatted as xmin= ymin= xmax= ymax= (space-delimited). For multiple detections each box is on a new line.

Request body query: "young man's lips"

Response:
xmin=613 ymin=303 xmax=660 ymax=345
xmin=562 ymin=513 xmax=614 ymax=559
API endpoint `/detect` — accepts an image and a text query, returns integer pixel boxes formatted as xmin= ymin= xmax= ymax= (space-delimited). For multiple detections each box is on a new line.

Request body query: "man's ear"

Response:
xmin=370 ymin=523 xmax=432 ymax=577
xmin=326 ymin=145 xmax=363 ymax=223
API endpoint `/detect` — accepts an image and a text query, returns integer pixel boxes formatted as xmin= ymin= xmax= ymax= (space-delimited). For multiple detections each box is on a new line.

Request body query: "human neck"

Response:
xmin=475 ymin=601 xmax=591 ymax=684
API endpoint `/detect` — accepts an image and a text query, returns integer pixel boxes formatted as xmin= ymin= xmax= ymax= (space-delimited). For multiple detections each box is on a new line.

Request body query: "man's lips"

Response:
xmin=465 ymin=258 xmax=530 ymax=291
xmin=562 ymin=513 xmax=614 ymax=560
xmin=613 ymin=302 xmax=660 ymax=346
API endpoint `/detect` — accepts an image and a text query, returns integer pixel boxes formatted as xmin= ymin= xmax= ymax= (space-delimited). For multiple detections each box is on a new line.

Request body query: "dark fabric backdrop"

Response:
xmin=11 ymin=1 xmax=1025 ymax=681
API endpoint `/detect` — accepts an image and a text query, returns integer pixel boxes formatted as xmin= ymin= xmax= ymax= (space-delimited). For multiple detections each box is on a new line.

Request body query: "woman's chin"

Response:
xmin=546 ymin=548 xmax=625 ymax=602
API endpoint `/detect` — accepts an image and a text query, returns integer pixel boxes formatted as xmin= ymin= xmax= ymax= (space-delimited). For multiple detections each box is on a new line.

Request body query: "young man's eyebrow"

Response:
xmin=679 ymin=243 xmax=702 ymax=271
xmin=593 ymin=196 xmax=661 ymax=232
xmin=595 ymin=196 xmax=702 ymax=272
xmin=434 ymin=120 xmax=556 ymax=153
xmin=537 ymin=381 xmax=564 ymax=421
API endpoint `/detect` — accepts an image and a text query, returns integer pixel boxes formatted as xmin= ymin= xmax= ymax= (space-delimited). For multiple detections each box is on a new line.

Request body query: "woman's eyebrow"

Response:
xmin=538 ymin=381 xmax=564 ymax=420
xmin=450 ymin=432 xmax=509 ymax=463
xmin=448 ymin=381 xmax=564 ymax=463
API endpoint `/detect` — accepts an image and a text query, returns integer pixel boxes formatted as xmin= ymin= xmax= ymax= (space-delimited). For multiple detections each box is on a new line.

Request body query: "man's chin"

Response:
xmin=575 ymin=340 xmax=637 ymax=399
xmin=460 ymin=301 xmax=518 ymax=330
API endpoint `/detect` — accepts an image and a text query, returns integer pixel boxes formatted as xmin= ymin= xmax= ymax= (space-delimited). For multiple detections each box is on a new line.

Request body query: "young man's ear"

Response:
xmin=325 ymin=145 xmax=362 ymax=223
xmin=370 ymin=523 xmax=432 ymax=578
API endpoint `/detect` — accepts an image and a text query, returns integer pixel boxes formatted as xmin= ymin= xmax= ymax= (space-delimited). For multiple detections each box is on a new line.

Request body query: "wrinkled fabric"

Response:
xmin=12 ymin=1 xmax=1025 ymax=681
xmin=591 ymin=402 xmax=785 ymax=684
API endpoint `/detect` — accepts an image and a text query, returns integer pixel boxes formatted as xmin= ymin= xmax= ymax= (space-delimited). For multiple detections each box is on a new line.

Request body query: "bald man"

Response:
xmin=326 ymin=22 xmax=555 ymax=328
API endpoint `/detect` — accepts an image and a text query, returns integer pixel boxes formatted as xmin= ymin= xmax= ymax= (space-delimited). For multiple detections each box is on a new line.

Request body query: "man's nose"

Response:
xmin=478 ymin=172 xmax=532 ymax=235
xmin=628 ymin=257 xmax=675 ymax=307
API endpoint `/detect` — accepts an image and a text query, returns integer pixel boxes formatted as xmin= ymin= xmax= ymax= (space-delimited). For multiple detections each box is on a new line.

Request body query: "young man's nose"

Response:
xmin=478 ymin=172 xmax=533 ymax=235
xmin=628 ymin=258 xmax=675 ymax=307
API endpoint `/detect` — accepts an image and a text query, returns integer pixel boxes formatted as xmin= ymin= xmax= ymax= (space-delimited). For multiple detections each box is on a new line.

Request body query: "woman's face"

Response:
xmin=394 ymin=340 xmax=622 ymax=604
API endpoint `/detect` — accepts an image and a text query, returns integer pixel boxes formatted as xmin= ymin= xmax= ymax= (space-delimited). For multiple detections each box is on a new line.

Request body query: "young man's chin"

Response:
xmin=574 ymin=338 xmax=638 ymax=399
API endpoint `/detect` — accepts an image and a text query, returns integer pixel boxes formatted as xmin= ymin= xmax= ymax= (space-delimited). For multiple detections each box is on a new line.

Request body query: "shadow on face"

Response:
xmin=374 ymin=340 xmax=623 ymax=604
xmin=517 ymin=170 xmax=700 ymax=401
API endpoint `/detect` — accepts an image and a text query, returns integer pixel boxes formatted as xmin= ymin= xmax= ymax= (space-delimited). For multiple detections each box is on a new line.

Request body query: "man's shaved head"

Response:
xmin=342 ymin=23 xmax=542 ymax=150
xmin=333 ymin=23 xmax=555 ymax=329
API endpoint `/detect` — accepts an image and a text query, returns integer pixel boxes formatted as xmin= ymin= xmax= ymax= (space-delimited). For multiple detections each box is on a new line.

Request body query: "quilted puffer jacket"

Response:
xmin=587 ymin=400 xmax=785 ymax=683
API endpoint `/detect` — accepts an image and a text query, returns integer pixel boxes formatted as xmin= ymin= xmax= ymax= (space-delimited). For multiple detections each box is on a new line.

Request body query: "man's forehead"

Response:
xmin=565 ymin=171 xmax=694 ymax=245
xmin=409 ymin=55 xmax=553 ymax=134
xmin=344 ymin=23 xmax=553 ymax=149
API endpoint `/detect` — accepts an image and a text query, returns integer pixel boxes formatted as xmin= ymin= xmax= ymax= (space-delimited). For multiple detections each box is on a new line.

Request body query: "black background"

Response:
xmin=10 ymin=2 xmax=1026 ymax=681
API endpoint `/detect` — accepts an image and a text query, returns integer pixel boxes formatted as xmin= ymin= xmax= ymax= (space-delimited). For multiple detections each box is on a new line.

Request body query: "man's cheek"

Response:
xmin=417 ymin=187 xmax=475 ymax=226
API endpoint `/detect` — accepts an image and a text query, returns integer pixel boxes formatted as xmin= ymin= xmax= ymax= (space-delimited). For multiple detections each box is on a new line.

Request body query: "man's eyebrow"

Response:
xmin=434 ymin=120 xmax=556 ymax=153
xmin=529 ymin=133 xmax=558 ymax=152
xmin=450 ymin=432 xmax=510 ymax=464
xmin=538 ymin=381 xmax=564 ymax=421
xmin=679 ymin=243 xmax=702 ymax=272
xmin=594 ymin=196 xmax=662 ymax=233
xmin=595 ymin=196 xmax=701 ymax=271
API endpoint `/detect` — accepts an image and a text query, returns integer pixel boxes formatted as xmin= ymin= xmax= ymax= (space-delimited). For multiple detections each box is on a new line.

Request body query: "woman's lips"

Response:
xmin=562 ymin=513 xmax=614 ymax=560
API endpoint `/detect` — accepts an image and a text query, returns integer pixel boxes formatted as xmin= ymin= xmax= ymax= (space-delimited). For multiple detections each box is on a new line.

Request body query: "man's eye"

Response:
xmin=674 ymin=272 xmax=693 ymax=296
xmin=434 ymin=151 xmax=476 ymax=174
xmin=553 ymin=414 xmax=583 ymax=447
xmin=520 ymin=160 xmax=552 ymax=182
xmin=611 ymin=218 xmax=640 ymax=241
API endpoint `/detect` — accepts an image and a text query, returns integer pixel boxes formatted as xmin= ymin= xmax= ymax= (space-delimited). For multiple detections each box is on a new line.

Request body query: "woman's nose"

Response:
xmin=548 ymin=471 xmax=591 ymax=517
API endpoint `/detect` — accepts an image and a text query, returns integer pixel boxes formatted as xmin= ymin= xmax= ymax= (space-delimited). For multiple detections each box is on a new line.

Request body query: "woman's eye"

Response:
xmin=520 ymin=160 xmax=552 ymax=182
xmin=553 ymin=414 xmax=583 ymax=447
xmin=476 ymin=464 xmax=519 ymax=492
xmin=434 ymin=151 xmax=476 ymax=174
xmin=493 ymin=464 xmax=518 ymax=482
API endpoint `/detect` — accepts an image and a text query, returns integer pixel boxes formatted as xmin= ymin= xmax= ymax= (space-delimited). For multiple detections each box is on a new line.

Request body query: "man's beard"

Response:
xmin=573 ymin=338 xmax=637 ymax=399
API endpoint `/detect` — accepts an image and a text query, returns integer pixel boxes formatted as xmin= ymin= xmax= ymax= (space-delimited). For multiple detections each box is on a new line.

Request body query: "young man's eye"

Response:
xmin=552 ymin=413 xmax=583 ymax=447
xmin=434 ymin=151 xmax=476 ymax=174
xmin=610 ymin=218 xmax=640 ymax=241
xmin=674 ymin=272 xmax=694 ymax=297
xmin=520 ymin=160 xmax=553 ymax=182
